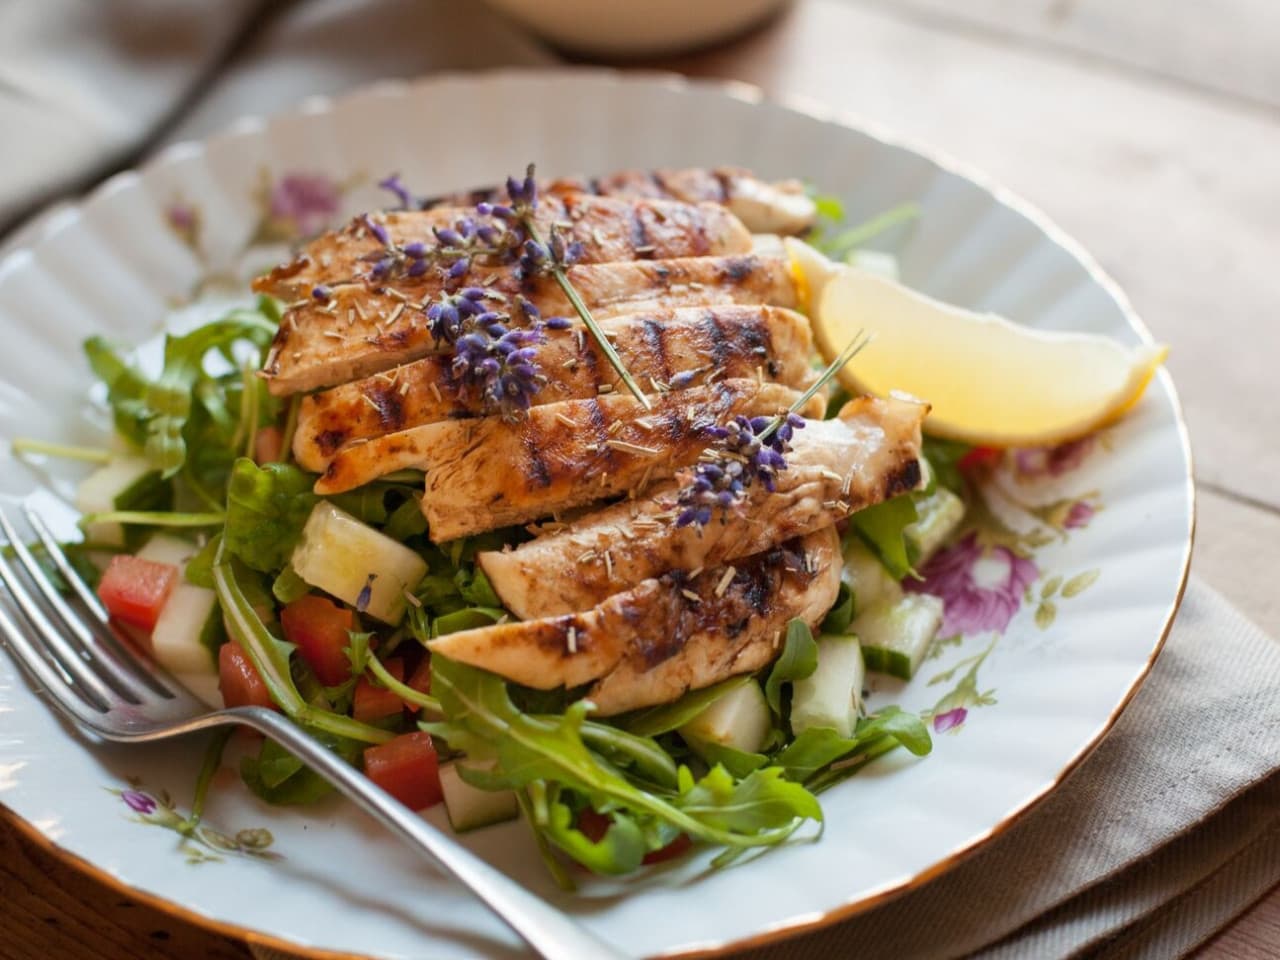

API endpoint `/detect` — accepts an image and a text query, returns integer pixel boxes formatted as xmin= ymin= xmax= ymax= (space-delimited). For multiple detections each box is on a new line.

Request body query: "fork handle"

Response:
xmin=220 ymin=707 xmax=630 ymax=960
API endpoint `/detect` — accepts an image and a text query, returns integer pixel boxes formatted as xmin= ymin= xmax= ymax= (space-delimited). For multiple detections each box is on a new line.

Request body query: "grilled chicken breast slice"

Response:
xmin=479 ymin=396 xmax=927 ymax=620
xmin=254 ymin=195 xmax=751 ymax=303
xmin=292 ymin=305 xmax=815 ymax=472
xmin=262 ymin=254 xmax=798 ymax=395
xmin=428 ymin=527 xmax=840 ymax=714
xmin=315 ymin=380 xmax=825 ymax=539
xmin=433 ymin=167 xmax=817 ymax=236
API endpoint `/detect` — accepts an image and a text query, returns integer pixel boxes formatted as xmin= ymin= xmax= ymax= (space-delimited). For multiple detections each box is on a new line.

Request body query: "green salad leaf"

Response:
xmin=85 ymin=304 xmax=276 ymax=478
xmin=223 ymin=458 xmax=317 ymax=572
xmin=851 ymin=494 xmax=919 ymax=580
xmin=765 ymin=620 xmax=819 ymax=716
xmin=423 ymin=656 xmax=822 ymax=874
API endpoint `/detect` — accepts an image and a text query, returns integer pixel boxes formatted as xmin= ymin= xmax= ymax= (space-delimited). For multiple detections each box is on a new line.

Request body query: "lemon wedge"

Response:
xmin=785 ymin=238 xmax=1167 ymax=447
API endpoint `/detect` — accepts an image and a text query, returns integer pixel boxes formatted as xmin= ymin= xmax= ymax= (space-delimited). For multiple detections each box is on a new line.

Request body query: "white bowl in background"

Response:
xmin=481 ymin=0 xmax=792 ymax=57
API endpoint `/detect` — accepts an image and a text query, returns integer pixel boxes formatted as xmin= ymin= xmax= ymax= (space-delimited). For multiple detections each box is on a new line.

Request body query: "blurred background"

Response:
xmin=0 ymin=2 xmax=1276 ymax=957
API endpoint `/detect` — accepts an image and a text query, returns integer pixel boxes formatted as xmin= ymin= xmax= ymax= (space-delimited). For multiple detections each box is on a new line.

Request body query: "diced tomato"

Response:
xmin=96 ymin=555 xmax=178 ymax=632
xmin=280 ymin=595 xmax=355 ymax=686
xmin=958 ymin=445 xmax=1002 ymax=474
xmin=576 ymin=807 xmax=612 ymax=843
xmin=403 ymin=655 xmax=433 ymax=714
xmin=254 ymin=425 xmax=284 ymax=465
xmin=352 ymin=657 xmax=405 ymax=722
xmin=363 ymin=732 xmax=443 ymax=810
xmin=218 ymin=642 xmax=275 ymax=710
xmin=642 ymin=833 xmax=693 ymax=865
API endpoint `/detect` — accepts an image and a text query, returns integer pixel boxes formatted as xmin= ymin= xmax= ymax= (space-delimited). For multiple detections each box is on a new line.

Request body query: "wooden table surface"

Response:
xmin=2 ymin=1 xmax=1277 ymax=957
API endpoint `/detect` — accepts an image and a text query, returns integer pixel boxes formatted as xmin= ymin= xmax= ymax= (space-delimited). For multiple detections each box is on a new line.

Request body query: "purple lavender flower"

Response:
xmin=933 ymin=707 xmax=968 ymax=734
xmin=359 ymin=213 xmax=390 ymax=245
xmin=905 ymin=533 xmax=1038 ymax=636
xmin=675 ymin=413 xmax=805 ymax=528
xmin=121 ymin=790 xmax=157 ymax=815
xmin=506 ymin=164 xmax=538 ymax=214
xmin=451 ymin=323 xmax=546 ymax=421
xmin=426 ymin=288 xmax=490 ymax=344
xmin=378 ymin=172 xmax=414 ymax=209
xmin=311 ymin=284 xmax=331 ymax=302
xmin=269 ymin=173 xmax=340 ymax=236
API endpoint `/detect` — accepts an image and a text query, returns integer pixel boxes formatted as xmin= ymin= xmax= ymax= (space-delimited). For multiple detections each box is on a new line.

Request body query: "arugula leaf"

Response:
xmin=240 ymin=728 xmax=362 ymax=805
xmin=542 ymin=791 xmax=648 ymax=875
xmin=433 ymin=607 xmax=505 ymax=636
xmin=821 ymin=583 xmax=854 ymax=634
xmin=271 ymin=564 xmax=310 ymax=604
xmin=620 ymin=676 xmax=753 ymax=738
xmin=212 ymin=537 xmax=393 ymax=746
xmin=776 ymin=708 xmax=933 ymax=785
xmin=687 ymin=738 xmax=768 ymax=779
xmin=851 ymin=494 xmax=919 ymax=580
xmin=678 ymin=764 xmax=821 ymax=834
xmin=764 ymin=620 xmax=819 ymax=715
xmin=86 ymin=308 xmax=276 ymax=478
xmin=423 ymin=656 xmax=820 ymax=872
xmin=223 ymin=458 xmax=317 ymax=572
xmin=922 ymin=436 xmax=972 ymax=497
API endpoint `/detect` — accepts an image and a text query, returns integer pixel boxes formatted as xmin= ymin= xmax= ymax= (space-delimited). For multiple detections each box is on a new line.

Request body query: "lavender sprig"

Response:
xmin=674 ymin=330 xmax=873 ymax=529
xmin=495 ymin=164 xmax=652 ymax=410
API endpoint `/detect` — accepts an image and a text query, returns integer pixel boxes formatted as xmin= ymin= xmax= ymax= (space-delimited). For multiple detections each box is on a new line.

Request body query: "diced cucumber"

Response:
xmin=174 ymin=671 xmax=222 ymax=709
xmin=679 ymin=680 xmax=770 ymax=754
xmin=841 ymin=536 xmax=902 ymax=617
xmin=75 ymin=457 xmax=154 ymax=547
xmin=136 ymin=534 xmax=199 ymax=567
xmin=905 ymin=486 xmax=965 ymax=567
xmin=439 ymin=763 xmax=518 ymax=832
xmin=139 ymin=535 xmax=222 ymax=680
xmin=790 ymin=634 xmax=865 ymax=738
xmin=856 ymin=593 xmax=945 ymax=681
xmin=291 ymin=501 xmax=428 ymax=624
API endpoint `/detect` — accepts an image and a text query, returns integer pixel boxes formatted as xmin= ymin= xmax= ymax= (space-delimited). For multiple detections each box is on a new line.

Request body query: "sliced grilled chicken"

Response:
xmin=315 ymin=380 xmax=825 ymax=539
xmin=254 ymin=195 xmax=751 ymax=304
xmin=292 ymin=305 xmax=815 ymax=472
xmin=429 ymin=527 xmax=840 ymax=714
xmin=433 ymin=167 xmax=817 ymax=236
xmin=262 ymin=254 xmax=798 ymax=396
xmin=479 ymin=396 xmax=927 ymax=620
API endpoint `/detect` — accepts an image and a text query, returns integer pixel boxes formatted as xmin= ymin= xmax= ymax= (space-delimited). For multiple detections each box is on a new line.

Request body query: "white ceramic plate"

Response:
xmin=0 ymin=70 xmax=1192 ymax=959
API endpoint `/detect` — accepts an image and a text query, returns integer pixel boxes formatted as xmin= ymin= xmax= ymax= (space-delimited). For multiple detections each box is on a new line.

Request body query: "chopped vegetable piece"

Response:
xmin=352 ymin=657 xmax=406 ymax=722
xmin=218 ymin=641 xmax=275 ymax=709
xmin=291 ymin=501 xmax=428 ymax=624
xmin=790 ymin=634 xmax=865 ymax=738
xmin=642 ymin=833 xmax=693 ymax=865
xmin=439 ymin=762 xmax=519 ymax=831
xmin=254 ymin=425 xmax=284 ymax=465
xmin=679 ymin=680 xmax=771 ymax=755
xmin=363 ymin=731 xmax=443 ymax=810
xmin=280 ymin=594 xmax=356 ymax=686
xmin=404 ymin=656 xmax=432 ymax=714
xmin=97 ymin=555 xmax=179 ymax=631
xmin=856 ymin=594 xmax=945 ymax=680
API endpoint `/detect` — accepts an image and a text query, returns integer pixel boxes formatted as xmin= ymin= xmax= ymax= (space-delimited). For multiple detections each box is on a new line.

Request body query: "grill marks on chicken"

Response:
xmin=261 ymin=253 xmax=797 ymax=396
xmin=292 ymin=305 xmax=815 ymax=472
xmin=316 ymin=380 xmax=825 ymax=540
xmin=428 ymin=527 xmax=841 ymax=715
xmin=478 ymin=396 xmax=928 ymax=620
xmin=255 ymin=194 xmax=751 ymax=306
xmin=430 ymin=167 xmax=817 ymax=237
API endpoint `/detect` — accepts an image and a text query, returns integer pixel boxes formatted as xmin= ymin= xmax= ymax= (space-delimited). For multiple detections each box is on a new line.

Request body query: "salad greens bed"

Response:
xmin=14 ymin=193 xmax=976 ymax=883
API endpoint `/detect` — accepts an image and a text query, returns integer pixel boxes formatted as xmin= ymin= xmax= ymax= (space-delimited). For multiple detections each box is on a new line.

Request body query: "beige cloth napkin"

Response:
xmin=5 ymin=4 xmax=1279 ymax=957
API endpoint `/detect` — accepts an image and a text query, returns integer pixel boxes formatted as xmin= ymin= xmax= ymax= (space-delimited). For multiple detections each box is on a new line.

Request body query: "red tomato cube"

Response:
xmin=352 ymin=658 xmax=405 ymax=722
xmin=280 ymin=595 xmax=355 ymax=686
xmin=363 ymin=732 xmax=443 ymax=810
xmin=96 ymin=555 xmax=178 ymax=632
xmin=218 ymin=642 xmax=275 ymax=710
xmin=404 ymin=655 xmax=433 ymax=714
xmin=254 ymin=425 xmax=284 ymax=465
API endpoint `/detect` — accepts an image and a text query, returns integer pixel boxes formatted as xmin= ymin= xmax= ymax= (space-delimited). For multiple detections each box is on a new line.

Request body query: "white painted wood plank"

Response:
xmin=861 ymin=0 xmax=1280 ymax=110
xmin=662 ymin=0 xmax=1280 ymax=510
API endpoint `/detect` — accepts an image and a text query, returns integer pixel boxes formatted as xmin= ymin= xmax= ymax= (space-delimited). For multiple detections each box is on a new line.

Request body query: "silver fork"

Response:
xmin=0 ymin=504 xmax=628 ymax=960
